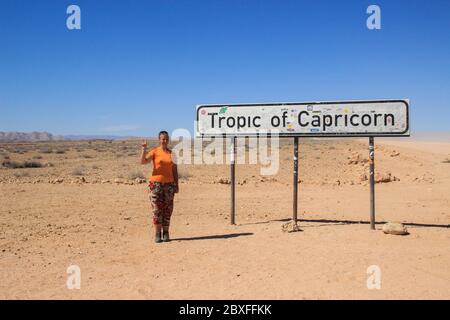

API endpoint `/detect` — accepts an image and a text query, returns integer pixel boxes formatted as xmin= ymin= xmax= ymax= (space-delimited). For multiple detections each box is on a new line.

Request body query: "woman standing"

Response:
xmin=140 ymin=131 xmax=179 ymax=243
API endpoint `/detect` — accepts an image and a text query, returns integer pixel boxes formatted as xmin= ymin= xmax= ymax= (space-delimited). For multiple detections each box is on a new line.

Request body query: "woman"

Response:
xmin=140 ymin=131 xmax=178 ymax=243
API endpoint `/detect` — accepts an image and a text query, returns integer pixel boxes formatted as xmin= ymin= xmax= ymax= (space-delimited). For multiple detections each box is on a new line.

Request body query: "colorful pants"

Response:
xmin=148 ymin=181 xmax=176 ymax=227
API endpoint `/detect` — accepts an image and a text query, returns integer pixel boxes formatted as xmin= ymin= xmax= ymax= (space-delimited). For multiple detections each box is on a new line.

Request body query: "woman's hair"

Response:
xmin=158 ymin=130 xmax=169 ymax=139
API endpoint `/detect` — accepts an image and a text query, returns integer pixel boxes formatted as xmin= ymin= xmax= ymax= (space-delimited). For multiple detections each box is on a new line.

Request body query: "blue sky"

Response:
xmin=0 ymin=0 xmax=449 ymax=137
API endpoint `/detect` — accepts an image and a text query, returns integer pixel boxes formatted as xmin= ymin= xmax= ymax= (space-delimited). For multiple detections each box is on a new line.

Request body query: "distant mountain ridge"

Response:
xmin=0 ymin=131 xmax=143 ymax=142
xmin=0 ymin=131 xmax=64 ymax=142
xmin=63 ymin=134 xmax=139 ymax=141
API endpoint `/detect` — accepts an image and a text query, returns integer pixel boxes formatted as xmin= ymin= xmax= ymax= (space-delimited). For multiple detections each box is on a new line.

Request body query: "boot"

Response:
xmin=155 ymin=231 xmax=162 ymax=243
xmin=162 ymin=231 xmax=170 ymax=242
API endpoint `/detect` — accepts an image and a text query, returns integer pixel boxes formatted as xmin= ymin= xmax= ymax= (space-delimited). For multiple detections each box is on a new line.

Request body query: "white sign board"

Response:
xmin=196 ymin=100 xmax=409 ymax=137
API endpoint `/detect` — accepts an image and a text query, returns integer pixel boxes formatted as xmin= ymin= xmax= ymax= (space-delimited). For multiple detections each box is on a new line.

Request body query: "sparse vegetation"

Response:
xmin=13 ymin=171 xmax=30 ymax=178
xmin=40 ymin=147 xmax=53 ymax=154
xmin=12 ymin=148 xmax=26 ymax=154
xmin=128 ymin=170 xmax=145 ymax=180
xmin=442 ymin=159 xmax=450 ymax=163
xmin=2 ymin=160 xmax=44 ymax=169
xmin=71 ymin=167 xmax=85 ymax=176
xmin=178 ymin=167 xmax=192 ymax=180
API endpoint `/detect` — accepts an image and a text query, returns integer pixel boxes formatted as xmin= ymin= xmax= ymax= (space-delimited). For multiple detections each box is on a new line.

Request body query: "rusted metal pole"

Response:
xmin=369 ymin=137 xmax=375 ymax=230
xmin=293 ymin=137 xmax=299 ymax=224
xmin=230 ymin=136 xmax=236 ymax=225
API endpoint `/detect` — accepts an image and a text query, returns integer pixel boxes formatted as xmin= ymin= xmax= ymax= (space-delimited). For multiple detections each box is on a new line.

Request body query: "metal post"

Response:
xmin=230 ymin=136 xmax=236 ymax=225
xmin=369 ymin=137 xmax=375 ymax=230
xmin=293 ymin=137 xmax=299 ymax=224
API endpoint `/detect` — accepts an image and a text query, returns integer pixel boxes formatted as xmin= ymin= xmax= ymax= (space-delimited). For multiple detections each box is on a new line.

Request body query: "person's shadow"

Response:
xmin=171 ymin=232 xmax=253 ymax=242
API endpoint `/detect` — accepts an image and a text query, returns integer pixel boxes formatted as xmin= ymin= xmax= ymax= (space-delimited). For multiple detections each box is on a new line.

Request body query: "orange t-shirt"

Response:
xmin=146 ymin=147 xmax=176 ymax=183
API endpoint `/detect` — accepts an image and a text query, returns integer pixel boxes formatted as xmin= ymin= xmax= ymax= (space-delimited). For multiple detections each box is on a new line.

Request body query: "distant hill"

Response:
xmin=0 ymin=131 xmax=64 ymax=142
xmin=0 ymin=132 xmax=145 ymax=142
xmin=63 ymin=135 xmax=140 ymax=141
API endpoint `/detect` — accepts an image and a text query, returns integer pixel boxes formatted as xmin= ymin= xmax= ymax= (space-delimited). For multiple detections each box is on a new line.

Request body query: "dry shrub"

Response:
xmin=71 ymin=167 xmax=85 ymax=176
xmin=40 ymin=147 xmax=53 ymax=154
xmin=128 ymin=170 xmax=145 ymax=180
xmin=177 ymin=167 xmax=192 ymax=180
xmin=13 ymin=171 xmax=30 ymax=178
xmin=2 ymin=160 xmax=43 ymax=169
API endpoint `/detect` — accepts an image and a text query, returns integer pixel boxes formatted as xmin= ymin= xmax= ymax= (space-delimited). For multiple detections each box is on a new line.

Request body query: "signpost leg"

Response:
xmin=293 ymin=137 xmax=299 ymax=225
xmin=369 ymin=137 xmax=375 ymax=230
xmin=230 ymin=136 xmax=236 ymax=225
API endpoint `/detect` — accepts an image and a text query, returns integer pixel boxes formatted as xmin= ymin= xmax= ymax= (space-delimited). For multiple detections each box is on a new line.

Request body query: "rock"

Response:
xmin=135 ymin=178 xmax=146 ymax=184
xmin=114 ymin=178 xmax=125 ymax=184
xmin=238 ymin=178 xmax=248 ymax=185
xmin=101 ymin=179 xmax=110 ymax=184
xmin=382 ymin=222 xmax=409 ymax=235
xmin=390 ymin=151 xmax=400 ymax=157
xmin=413 ymin=174 xmax=434 ymax=183
xmin=52 ymin=178 xmax=63 ymax=184
xmin=217 ymin=177 xmax=231 ymax=184
xmin=348 ymin=153 xmax=369 ymax=165
xmin=281 ymin=220 xmax=302 ymax=233
xmin=375 ymin=172 xmax=399 ymax=183
xmin=359 ymin=173 xmax=368 ymax=182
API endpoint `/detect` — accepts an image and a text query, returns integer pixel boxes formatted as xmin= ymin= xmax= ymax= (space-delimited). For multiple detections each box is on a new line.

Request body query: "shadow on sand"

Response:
xmin=172 ymin=232 xmax=254 ymax=242
xmin=239 ymin=217 xmax=449 ymax=229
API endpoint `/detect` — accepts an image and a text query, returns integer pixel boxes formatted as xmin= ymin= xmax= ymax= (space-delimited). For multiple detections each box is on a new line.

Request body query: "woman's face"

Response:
xmin=159 ymin=134 xmax=169 ymax=148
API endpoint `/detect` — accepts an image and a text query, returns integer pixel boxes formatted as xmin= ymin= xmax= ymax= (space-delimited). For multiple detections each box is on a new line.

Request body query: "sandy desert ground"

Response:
xmin=0 ymin=137 xmax=449 ymax=299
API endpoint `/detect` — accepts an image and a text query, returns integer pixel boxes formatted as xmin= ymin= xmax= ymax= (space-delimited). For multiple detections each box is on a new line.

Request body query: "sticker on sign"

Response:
xmin=196 ymin=100 xmax=409 ymax=137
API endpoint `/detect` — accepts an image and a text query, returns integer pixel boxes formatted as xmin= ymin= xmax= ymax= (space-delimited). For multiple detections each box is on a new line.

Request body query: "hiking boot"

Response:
xmin=155 ymin=232 xmax=162 ymax=243
xmin=162 ymin=231 xmax=170 ymax=242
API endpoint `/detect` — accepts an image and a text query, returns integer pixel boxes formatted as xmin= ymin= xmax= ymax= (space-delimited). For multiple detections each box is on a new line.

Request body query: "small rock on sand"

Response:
xmin=382 ymin=222 xmax=409 ymax=235
xmin=135 ymin=178 xmax=147 ymax=184
xmin=217 ymin=177 xmax=231 ymax=184
xmin=281 ymin=220 xmax=302 ymax=233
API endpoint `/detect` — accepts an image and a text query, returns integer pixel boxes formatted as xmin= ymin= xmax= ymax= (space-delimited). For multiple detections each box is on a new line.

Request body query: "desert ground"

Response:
xmin=0 ymin=137 xmax=449 ymax=299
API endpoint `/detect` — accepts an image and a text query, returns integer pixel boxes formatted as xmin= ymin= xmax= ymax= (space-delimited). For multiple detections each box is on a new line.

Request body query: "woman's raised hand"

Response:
xmin=141 ymin=139 xmax=148 ymax=148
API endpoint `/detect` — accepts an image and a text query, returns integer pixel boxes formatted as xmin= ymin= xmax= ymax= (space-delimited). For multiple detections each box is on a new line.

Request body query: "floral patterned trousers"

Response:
xmin=148 ymin=181 xmax=176 ymax=227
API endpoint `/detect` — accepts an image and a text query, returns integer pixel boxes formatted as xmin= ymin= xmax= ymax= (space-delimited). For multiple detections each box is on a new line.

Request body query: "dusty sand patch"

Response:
xmin=0 ymin=139 xmax=449 ymax=299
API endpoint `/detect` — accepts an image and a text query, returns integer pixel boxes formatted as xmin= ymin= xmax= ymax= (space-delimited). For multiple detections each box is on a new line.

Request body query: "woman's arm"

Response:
xmin=140 ymin=139 xmax=148 ymax=164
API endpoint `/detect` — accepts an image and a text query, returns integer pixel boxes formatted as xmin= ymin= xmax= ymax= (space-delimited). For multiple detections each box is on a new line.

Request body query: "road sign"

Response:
xmin=197 ymin=100 xmax=409 ymax=137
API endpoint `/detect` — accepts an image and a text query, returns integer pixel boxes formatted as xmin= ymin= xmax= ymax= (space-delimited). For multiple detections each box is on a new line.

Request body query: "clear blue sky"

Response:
xmin=0 ymin=0 xmax=449 ymax=136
